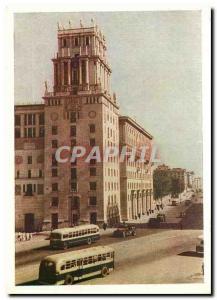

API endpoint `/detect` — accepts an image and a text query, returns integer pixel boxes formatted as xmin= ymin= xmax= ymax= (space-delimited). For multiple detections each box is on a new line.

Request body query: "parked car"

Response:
xmin=185 ymin=199 xmax=191 ymax=206
xmin=113 ymin=224 xmax=136 ymax=238
xmin=172 ymin=200 xmax=178 ymax=206
xmin=148 ymin=218 xmax=160 ymax=228
xmin=156 ymin=213 xmax=166 ymax=222
xmin=196 ymin=235 xmax=204 ymax=254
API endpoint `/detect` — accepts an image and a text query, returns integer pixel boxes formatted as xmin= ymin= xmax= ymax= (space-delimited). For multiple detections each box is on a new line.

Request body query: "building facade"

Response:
xmin=15 ymin=22 xmax=153 ymax=231
xmin=119 ymin=116 xmax=154 ymax=221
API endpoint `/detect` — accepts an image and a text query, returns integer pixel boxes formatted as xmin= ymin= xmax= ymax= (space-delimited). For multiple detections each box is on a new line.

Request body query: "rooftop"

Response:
xmin=119 ymin=115 xmax=153 ymax=140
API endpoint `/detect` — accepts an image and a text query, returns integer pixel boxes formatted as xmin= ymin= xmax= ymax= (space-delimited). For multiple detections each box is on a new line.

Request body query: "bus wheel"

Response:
xmin=87 ymin=238 xmax=92 ymax=245
xmin=64 ymin=274 xmax=74 ymax=285
xmin=101 ymin=266 xmax=108 ymax=277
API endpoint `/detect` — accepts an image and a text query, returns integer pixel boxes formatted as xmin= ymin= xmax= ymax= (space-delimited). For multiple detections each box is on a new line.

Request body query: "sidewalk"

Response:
xmin=15 ymin=228 xmax=114 ymax=254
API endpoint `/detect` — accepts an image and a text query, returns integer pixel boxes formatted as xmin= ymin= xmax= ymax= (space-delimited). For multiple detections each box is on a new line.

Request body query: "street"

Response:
xmin=15 ymin=191 xmax=203 ymax=285
xmin=16 ymin=229 xmax=203 ymax=285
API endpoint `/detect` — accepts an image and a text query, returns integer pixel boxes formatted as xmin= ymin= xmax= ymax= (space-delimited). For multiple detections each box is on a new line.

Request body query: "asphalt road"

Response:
xmin=16 ymin=229 xmax=203 ymax=285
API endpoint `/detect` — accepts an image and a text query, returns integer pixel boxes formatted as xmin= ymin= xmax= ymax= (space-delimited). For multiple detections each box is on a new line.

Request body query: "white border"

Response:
xmin=2 ymin=2 xmax=211 ymax=295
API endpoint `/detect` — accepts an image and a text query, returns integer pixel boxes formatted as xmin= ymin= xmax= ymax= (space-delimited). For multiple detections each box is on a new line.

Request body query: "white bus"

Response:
xmin=39 ymin=246 xmax=115 ymax=285
xmin=50 ymin=224 xmax=100 ymax=249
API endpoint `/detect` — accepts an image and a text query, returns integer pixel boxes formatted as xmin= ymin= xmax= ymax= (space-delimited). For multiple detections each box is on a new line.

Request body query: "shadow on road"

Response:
xmin=178 ymin=251 xmax=203 ymax=258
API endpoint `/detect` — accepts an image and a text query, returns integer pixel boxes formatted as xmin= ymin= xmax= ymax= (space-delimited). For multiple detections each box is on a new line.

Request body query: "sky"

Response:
xmin=14 ymin=11 xmax=202 ymax=176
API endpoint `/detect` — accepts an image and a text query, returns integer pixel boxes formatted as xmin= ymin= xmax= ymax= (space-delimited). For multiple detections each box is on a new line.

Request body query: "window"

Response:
xmin=75 ymin=37 xmax=79 ymax=46
xmin=62 ymin=38 xmax=67 ymax=47
xmin=27 ymin=156 xmax=32 ymax=164
xmin=64 ymin=62 xmax=68 ymax=85
xmin=37 ymin=184 xmax=44 ymax=195
xmin=52 ymin=183 xmax=58 ymax=192
xmin=15 ymin=115 xmax=21 ymax=126
xmin=52 ymin=126 xmax=58 ymax=135
xmin=71 ymin=168 xmax=77 ymax=179
xmin=89 ymin=124 xmax=95 ymax=133
xmin=39 ymin=127 xmax=45 ymax=137
xmin=28 ymin=170 xmax=31 ymax=178
xmin=89 ymin=196 xmax=97 ymax=206
xmin=71 ymin=182 xmax=77 ymax=192
xmin=90 ymin=168 xmax=96 ymax=176
xmin=89 ymin=182 xmax=96 ymax=191
xmin=25 ymin=114 xmax=35 ymax=126
xmin=51 ymin=197 xmax=58 ymax=207
xmin=71 ymin=196 xmax=79 ymax=209
xmin=39 ymin=170 xmax=43 ymax=178
xmin=90 ymin=159 xmax=96 ymax=165
xmin=16 ymin=170 xmax=20 ymax=178
xmin=15 ymin=184 xmax=21 ymax=195
xmin=70 ymin=126 xmax=76 ymax=137
xmin=26 ymin=184 xmax=33 ymax=196
xmin=15 ymin=128 xmax=21 ymax=138
xmin=90 ymin=138 xmax=95 ymax=146
xmin=52 ymin=168 xmax=58 ymax=177
xmin=86 ymin=36 xmax=90 ymax=46
xmin=52 ymin=140 xmax=58 ymax=148
xmin=70 ymin=112 xmax=77 ymax=123
xmin=39 ymin=113 xmax=44 ymax=125
xmin=52 ymin=154 xmax=57 ymax=167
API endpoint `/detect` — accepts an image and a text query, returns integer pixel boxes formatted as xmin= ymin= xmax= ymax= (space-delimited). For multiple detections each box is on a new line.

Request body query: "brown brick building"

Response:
xmin=15 ymin=23 xmax=153 ymax=231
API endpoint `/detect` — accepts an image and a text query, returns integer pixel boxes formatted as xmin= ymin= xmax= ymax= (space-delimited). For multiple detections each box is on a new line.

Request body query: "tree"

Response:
xmin=153 ymin=169 xmax=172 ymax=200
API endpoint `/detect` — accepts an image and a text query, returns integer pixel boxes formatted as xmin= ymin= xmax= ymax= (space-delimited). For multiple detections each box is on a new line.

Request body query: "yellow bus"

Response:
xmin=50 ymin=224 xmax=100 ymax=249
xmin=39 ymin=246 xmax=115 ymax=285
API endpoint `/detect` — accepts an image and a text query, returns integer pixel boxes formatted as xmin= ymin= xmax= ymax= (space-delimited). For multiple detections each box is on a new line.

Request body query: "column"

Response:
xmin=68 ymin=60 xmax=71 ymax=85
xmin=79 ymin=60 xmax=82 ymax=85
xmin=85 ymin=59 xmax=89 ymax=85
xmin=61 ymin=62 xmax=64 ymax=86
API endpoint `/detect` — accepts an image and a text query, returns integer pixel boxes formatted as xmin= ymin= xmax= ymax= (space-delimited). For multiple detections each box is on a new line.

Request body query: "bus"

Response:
xmin=39 ymin=246 xmax=115 ymax=285
xmin=50 ymin=224 xmax=100 ymax=249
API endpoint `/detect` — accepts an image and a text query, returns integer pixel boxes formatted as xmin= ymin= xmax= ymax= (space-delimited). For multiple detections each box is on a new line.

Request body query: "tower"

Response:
xmin=42 ymin=21 xmax=120 ymax=229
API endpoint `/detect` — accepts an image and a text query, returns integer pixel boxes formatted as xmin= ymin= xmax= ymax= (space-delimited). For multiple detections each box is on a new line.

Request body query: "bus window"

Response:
xmin=83 ymin=258 xmax=88 ymax=265
xmin=66 ymin=261 xmax=71 ymax=269
xmin=98 ymin=254 xmax=102 ymax=261
xmin=106 ymin=253 xmax=110 ymax=258
xmin=88 ymin=256 xmax=93 ymax=264
xmin=69 ymin=233 xmax=72 ymax=238
xmin=61 ymin=265 xmax=65 ymax=270
xmin=75 ymin=231 xmax=78 ymax=237
xmin=88 ymin=229 xmax=91 ymax=234
xmin=77 ymin=259 xmax=82 ymax=266
xmin=102 ymin=254 xmax=106 ymax=260
xmin=78 ymin=231 xmax=82 ymax=236
xmin=93 ymin=255 xmax=97 ymax=262
xmin=63 ymin=234 xmax=69 ymax=239
xmin=72 ymin=232 xmax=76 ymax=237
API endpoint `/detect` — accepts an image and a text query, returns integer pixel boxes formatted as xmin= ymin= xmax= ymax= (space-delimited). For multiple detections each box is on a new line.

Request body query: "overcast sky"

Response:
xmin=14 ymin=11 xmax=202 ymax=176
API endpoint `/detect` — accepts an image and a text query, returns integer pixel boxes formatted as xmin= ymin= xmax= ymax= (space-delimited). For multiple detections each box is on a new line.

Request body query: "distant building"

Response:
xmin=119 ymin=116 xmax=154 ymax=221
xmin=193 ymin=177 xmax=203 ymax=191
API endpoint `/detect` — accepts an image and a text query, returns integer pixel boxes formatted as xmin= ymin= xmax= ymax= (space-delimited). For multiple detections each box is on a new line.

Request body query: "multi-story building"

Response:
xmin=15 ymin=104 xmax=45 ymax=232
xmin=193 ymin=177 xmax=203 ymax=191
xmin=15 ymin=21 xmax=154 ymax=231
xmin=119 ymin=116 xmax=154 ymax=221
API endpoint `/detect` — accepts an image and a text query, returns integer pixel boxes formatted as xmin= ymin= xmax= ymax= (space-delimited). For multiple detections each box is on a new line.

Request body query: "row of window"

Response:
xmin=15 ymin=113 xmax=44 ymax=127
xmin=16 ymin=169 xmax=43 ymax=179
xmin=105 ymin=182 xmax=119 ymax=192
xmin=50 ymin=196 xmax=97 ymax=208
xmin=15 ymin=126 xmax=45 ymax=138
xmin=61 ymin=36 xmax=91 ymax=48
xmin=60 ymin=252 xmax=113 ymax=271
xmin=15 ymin=184 xmax=44 ymax=196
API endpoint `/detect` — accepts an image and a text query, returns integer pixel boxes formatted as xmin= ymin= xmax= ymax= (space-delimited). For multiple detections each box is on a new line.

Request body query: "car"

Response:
xmin=148 ymin=218 xmax=160 ymax=228
xmin=185 ymin=199 xmax=191 ymax=206
xmin=113 ymin=224 xmax=136 ymax=238
xmin=196 ymin=235 xmax=204 ymax=254
xmin=156 ymin=213 xmax=166 ymax=222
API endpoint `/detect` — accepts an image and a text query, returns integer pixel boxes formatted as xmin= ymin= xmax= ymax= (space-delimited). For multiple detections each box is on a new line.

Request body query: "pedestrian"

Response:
xmin=103 ymin=222 xmax=107 ymax=231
